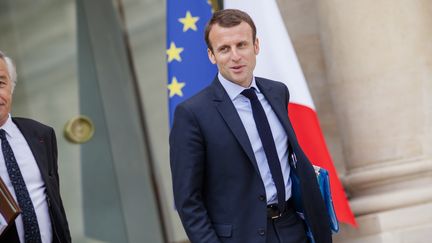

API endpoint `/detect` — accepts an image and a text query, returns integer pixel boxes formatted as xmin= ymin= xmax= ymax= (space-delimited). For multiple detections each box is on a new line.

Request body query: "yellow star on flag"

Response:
xmin=168 ymin=77 xmax=186 ymax=97
xmin=167 ymin=42 xmax=184 ymax=63
xmin=178 ymin=11 xmax=200 ymax=32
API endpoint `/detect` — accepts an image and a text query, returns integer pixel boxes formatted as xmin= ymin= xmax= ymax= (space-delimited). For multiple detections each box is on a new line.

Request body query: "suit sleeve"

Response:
xmin=169 ymin=104 xmax=221 ymax=243
xmin=49 ymin=128 xmax=72 ymax=242
xmin=49 ymin=128 xmax=60 ymax=185
xmin=279 ymin=85 xmax=333 ymax=242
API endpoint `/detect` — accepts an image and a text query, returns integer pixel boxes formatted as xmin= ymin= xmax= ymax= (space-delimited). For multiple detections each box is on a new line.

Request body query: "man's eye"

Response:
xmin=220 ymin=47 xmax=228 ymax=53
xmin=239 ymin=43 xmax=245 ymax=47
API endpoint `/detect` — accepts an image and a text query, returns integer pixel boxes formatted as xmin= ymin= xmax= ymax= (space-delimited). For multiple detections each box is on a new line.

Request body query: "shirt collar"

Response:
xmin=1 ymin=114 xmax=15 ymax=138
xmin=218 ymin=73 xmax=260 ymax=101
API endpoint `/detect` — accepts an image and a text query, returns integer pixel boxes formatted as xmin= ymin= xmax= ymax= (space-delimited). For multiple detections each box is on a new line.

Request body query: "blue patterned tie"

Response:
xmin=0 ymin=129 xmax=42 ymax=243
xmin=242 ymin=88 xmax=286 ymax=213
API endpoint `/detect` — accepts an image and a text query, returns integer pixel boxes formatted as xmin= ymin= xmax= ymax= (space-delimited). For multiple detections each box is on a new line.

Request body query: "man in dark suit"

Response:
xmin=170 ymin=9 xmax=331 ymax=243
xmin=0 ymin=50 xmax=71 ymax=243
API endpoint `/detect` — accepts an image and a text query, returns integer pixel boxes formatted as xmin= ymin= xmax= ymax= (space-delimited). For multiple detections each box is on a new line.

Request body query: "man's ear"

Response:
xmin=207 ymin=48 xmax=216 ymax=64
xmin=254 ymin=38 xmax=260 ymax=55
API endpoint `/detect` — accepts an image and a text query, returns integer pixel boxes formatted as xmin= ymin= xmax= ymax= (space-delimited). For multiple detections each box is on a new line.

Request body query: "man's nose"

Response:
xmin=231 ymin=48 xmax=241 ymax=62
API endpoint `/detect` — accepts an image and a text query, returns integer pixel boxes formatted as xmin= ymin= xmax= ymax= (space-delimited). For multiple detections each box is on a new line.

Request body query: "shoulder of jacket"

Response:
xmin=12 ymin=117 xmax=53 ymax=132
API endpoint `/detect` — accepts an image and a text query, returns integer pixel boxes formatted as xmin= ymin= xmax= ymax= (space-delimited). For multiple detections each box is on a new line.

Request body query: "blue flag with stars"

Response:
xmin=167 ymin=0 xmax=217 ymax=126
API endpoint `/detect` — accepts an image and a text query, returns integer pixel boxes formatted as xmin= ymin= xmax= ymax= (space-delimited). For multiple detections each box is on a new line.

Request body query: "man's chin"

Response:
xmin=233 ymin=77 xmax=250 ymax=86
xmin=0 ymin=115 xmax=8 ymax=126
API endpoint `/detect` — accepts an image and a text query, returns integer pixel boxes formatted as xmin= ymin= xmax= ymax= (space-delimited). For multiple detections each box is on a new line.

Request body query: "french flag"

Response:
xmin=224 ymin=0 xmax=356 ymax=226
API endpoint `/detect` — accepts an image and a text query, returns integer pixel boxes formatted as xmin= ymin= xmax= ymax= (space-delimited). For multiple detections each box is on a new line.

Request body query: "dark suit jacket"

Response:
xmin=170 ymin=77 xmax=332 ymax=243
xmin=0 ymin=118 xmax=71 ymax=243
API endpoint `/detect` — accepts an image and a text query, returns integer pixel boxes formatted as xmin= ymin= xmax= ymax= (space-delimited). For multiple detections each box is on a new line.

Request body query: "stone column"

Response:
xmin=316 ymin=0 xmax=432 ymax=242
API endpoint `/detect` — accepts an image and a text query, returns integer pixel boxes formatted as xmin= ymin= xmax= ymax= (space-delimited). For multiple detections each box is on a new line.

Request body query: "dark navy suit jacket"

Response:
xmin=0 ymin=118 xmax=71 ymax=243
xmin=170 ymin=77 xmax=331 ymax=243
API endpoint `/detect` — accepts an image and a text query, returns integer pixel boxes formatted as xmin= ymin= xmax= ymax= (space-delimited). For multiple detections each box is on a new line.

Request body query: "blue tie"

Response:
xmin=0 ymin=129 xmax=42 ymax=243
xmin=241 ymin=88 xmax=286 ymax=213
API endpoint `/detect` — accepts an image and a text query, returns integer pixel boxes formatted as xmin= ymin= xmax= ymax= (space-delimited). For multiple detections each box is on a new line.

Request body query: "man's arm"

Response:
xmin=170 ymin=104 xmax=221 ymax=243
xmin=279 ymin=84 xmax=333 ymax=242
xmin=49 ymin=128 xmax=72 ymax=242
xmin=49 ymin=128 xmax=60 ymax=185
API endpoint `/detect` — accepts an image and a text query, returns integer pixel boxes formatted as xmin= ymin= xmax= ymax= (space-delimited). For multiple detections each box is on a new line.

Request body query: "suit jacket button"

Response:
xmin=258 ymin=228 xmax=265 ymax=236
xmin=258 ymin=195 xmax=265 ymax=201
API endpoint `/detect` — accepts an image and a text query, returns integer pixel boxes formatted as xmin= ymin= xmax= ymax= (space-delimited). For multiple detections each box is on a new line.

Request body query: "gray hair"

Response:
xmin=0 ymin=50 xmax=17 ymax=92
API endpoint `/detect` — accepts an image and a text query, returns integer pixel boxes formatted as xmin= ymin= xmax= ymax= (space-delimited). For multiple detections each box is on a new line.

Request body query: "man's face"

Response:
xmin=0 ymin=59 xmax=13 ymax=126
xmin=208 ymin=21 xmax=259 ymax=87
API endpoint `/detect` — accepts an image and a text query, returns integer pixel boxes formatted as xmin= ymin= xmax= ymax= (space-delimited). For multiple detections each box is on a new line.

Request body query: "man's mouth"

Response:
xmin=231 ymin=65 xmax=245 ymax=72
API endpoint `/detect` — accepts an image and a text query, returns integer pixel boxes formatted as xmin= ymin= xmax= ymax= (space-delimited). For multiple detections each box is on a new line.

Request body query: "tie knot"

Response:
xmin=241 ymin=88 xmax=257 ymax=101
xmin=0 ymin=129 xmax=6 ymax=141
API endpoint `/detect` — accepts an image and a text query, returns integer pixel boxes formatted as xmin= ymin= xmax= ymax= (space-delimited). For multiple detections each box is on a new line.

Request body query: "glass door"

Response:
xmin=0 ymin=1 xmax=165 ymax=242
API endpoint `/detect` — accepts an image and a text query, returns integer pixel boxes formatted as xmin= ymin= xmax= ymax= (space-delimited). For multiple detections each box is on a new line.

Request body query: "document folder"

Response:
xmin=313 ymin=165 xmax=339 ymax=233
xmin=0 ymin=176 xmax=21 ymax=236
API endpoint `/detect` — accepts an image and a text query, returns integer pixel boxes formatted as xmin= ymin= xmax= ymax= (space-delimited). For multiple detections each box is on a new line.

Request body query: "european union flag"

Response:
xmin=167 ymin=0 xmax=217 ymax=126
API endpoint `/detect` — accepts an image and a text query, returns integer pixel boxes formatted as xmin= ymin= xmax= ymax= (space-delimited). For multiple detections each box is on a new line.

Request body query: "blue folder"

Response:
xmin=290 ymin=159 xmax=339 ymax=243
xmin=314 ymin=166 xmax=339 ymax=233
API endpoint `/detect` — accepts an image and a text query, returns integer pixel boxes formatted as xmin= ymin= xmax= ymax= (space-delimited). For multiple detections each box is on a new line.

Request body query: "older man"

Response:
xmin=0 ymin=50 xmax=71 ymax=243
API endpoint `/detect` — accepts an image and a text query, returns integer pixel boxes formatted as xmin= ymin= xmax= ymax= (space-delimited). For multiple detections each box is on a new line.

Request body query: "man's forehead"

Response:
xmin=213 ymin=21 xmax=251 ymax=31
xmin=0 ymin=59 xmax=10 ymax=77
xmin=0 ymin=58 xmax=7 ymax=68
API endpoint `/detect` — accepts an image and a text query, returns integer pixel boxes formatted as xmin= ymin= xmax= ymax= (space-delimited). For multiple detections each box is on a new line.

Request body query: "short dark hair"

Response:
xmin=205 ymin=9 xmax=257 ymax=51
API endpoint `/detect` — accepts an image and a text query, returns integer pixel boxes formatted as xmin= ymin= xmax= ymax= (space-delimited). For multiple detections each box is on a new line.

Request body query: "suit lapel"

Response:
xmin=256 ymin=78 xmax=292 ymax=136
xmin=12 ymin=118 xmax=50 ymax=182
xmin=211 ymin=79 xmax=261 ymax=174
xmin=256 ymin=78 xmax=300 ymax=171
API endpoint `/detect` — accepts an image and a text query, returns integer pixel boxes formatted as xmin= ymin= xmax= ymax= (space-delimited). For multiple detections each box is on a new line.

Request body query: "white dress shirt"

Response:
xmin=0 ymin=115 xmax=52 ymax=243
xmin=218 ymin=73 xmax=292 ymax=205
